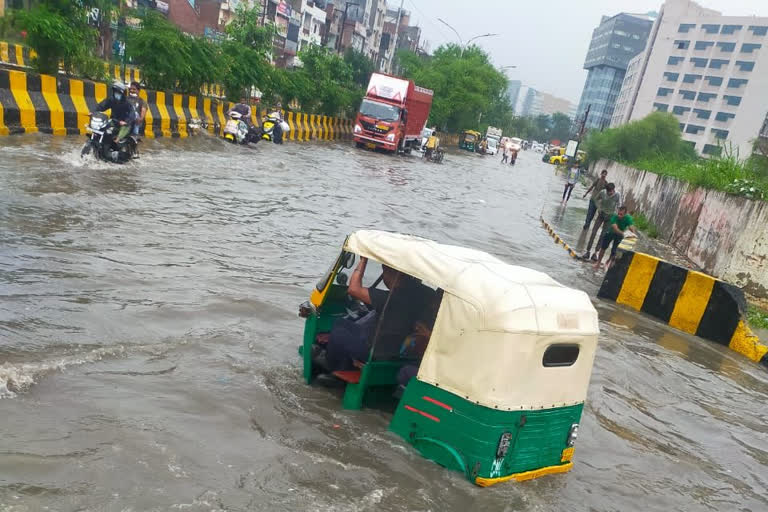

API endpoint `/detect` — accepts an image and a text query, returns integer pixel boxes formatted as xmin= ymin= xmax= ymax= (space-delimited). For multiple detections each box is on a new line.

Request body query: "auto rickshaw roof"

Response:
xmin=344 ymin=230 xmax=599 ymax=337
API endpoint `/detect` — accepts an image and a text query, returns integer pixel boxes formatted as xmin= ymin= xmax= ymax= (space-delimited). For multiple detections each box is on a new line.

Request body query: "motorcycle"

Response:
xmin=80 ymin=112 xmax=137 ymax=164
xmin=423 ymin=146 xmax=445 ymax=164
xmin=223 ymin=111 xmax=256 ymax=145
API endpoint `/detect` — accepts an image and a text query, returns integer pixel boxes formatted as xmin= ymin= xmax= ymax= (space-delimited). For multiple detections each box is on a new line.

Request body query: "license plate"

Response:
xmin=366 ymin=143 xmax=376 ymax=149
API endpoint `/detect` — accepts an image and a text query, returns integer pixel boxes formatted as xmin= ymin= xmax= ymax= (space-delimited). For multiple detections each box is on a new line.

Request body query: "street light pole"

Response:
xmin=437 ymin=18 xmax=497 ymax=57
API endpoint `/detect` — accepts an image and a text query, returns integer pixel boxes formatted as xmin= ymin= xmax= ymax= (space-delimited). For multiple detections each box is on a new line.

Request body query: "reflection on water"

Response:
xmin=0 ymin=135 xmax=766 ymax=511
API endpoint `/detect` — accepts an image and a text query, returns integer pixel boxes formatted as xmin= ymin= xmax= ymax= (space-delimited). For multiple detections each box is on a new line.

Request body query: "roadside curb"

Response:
xmin=540 ymin=217 xmax=579 ymax=259
xmin=0 ymin=68 xmax=353 ymax=141
xmin=598 ymin=251 xmax=768 ymax=367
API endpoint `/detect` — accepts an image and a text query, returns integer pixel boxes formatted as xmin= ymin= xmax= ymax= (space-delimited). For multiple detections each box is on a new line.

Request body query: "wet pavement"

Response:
xmin=1 ymin=135 xmax=767 ymax=511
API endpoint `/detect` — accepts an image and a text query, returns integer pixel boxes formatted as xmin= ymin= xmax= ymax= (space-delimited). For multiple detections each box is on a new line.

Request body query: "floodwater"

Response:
xmin=0 ymin=135 xmax=766 ymax=512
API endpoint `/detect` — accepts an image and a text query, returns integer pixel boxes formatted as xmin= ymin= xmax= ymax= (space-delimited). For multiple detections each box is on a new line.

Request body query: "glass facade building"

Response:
xmin=575 ymin=13 xmax=654 ymax=130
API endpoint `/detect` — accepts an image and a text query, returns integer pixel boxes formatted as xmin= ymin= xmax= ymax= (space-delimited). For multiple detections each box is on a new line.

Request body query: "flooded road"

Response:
xmin=1 ymin=135 xmax=767 ymax=511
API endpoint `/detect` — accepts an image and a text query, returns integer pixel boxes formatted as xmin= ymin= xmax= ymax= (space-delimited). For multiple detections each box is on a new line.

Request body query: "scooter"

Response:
xmin=80 ymin=112 xmax=137 ymax=164
xmin=261 ymin=113 xmax=286 ymax=143
xmin=223 ymin=111 xmax=257 ymax=145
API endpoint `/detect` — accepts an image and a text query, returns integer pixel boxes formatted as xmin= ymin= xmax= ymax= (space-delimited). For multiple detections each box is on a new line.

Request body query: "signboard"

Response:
xmin=155 ymin=1 xmax=169 ymax=14
xmin=367 ymin=73 xmax=409 ymax=104
xmin=565 ymin=139 xmax=579 ymax=158
xmin=277 ymin=1 xmax=292 ymax=17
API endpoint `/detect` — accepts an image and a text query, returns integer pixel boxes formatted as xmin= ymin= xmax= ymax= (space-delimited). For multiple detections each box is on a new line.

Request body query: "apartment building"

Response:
xmin=614 ymin=0 xmax=768 ymax=157
xmin=575 ymin=12 xmax=654 ymax=130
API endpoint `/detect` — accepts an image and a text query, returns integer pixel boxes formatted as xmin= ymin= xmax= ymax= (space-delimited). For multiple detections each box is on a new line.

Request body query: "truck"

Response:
xmin=484 ymin=126 xmax=503 ymax=155
xmin=353 ymin=73 xmax=434 ymax=154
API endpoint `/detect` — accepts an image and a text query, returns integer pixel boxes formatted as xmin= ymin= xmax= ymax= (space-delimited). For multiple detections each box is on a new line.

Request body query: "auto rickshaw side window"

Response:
xmin=542 ymin=344 xmax=580 ymax=367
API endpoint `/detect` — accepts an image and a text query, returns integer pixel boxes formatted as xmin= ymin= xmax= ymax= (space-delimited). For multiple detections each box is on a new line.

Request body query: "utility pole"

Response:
xmin=389 ymin=0 xmax=404 ymax=73
xmin=337 ymin=2 xmax=359 ymax=54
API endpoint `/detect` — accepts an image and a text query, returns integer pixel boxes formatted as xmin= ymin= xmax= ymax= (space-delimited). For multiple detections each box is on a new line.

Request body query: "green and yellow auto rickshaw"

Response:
xmin=458 ymin=130 xmax=481 ymax=152
xmin=298 ymin=230 xmax=599 ymax=486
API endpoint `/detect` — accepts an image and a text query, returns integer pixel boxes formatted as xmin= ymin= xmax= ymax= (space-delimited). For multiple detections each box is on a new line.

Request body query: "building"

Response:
xmin=614 ymin=0 xmax=768 ymax=157
xmin=610 ymin=52 xmax=644 ymax=127
xmin=298 ymin=0 xmax=327 ymax=53
xmin=506 ymin=79 xmax=522 ymax=114
xmin=574 ymin=12 xmax=654 ymax=131
xmin=515 ymin=86 xmax=574 ymax=118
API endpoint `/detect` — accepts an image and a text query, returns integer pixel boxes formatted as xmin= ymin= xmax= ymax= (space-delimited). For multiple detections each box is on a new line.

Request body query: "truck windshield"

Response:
xmin=359 ymin=99 xmax=400 ymax=122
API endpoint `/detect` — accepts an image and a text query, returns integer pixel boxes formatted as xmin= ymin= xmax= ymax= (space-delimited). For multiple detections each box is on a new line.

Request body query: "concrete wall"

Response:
xmin=595 ymin=159 xmax=768 ymax=298
xmin=0 ymin=68 xmax=353 ymax=141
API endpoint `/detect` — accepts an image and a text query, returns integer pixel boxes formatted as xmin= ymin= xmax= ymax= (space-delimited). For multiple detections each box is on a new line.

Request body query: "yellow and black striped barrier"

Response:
xmin=0 ymin=68 xmax=353 ymax=141
xmin=599 ymin=251 xmax=768 ymax=366
xmin=540 ymin=217 xmax=579 ymax=259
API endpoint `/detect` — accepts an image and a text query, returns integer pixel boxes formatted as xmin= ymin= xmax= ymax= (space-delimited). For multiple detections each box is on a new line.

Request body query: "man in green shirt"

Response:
xmin=593 ymin=206 xmax=637 ymax=269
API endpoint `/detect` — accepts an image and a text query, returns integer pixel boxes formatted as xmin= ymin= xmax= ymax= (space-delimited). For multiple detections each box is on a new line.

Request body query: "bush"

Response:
xmin=632 ymin=212 xmax=659 ymax=238
xmin=747 ymin=305 xmax=768 ymax=330
xmin=16 ymin=4 xmax=97 ymax=76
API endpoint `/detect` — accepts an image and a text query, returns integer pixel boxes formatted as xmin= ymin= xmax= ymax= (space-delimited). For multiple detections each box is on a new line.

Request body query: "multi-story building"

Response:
xmin=575 ymin=12 xmax=654 ymax=131
xmin=515 ymin=86 xmax=574 ymax=118
xmin=298 ymin=0 xmax=327 ymax=52
xmin=615 ymin=0 xmax=768 ymax=157
xmin=506 ymin=80 xmax=522 ymax=114
xmin=610 ymin=52 xmax=644 ymax=127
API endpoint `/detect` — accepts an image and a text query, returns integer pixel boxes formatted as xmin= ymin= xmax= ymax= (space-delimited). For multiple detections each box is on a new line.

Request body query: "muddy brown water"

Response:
xmin=1 ymin=136 xmax=766 ymax=511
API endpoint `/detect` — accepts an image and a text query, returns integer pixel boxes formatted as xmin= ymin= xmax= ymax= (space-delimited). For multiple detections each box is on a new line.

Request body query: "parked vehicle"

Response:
xmin=545 ymin=146 xmax=566 ymax=164
xmin=485 ymin=126 xmax=503 ymax=155
xmin=353 ymin=73 xmax=434 ymax=154
xmin=80 ymin=112 xmax=137 ymax=163
xmin=298 ymin=230 xmax=599 ymax=487
xmin=261 ymin=113 xmax=282 ymax=143
xmin=459 ymin=130 xmax=482 ymax=152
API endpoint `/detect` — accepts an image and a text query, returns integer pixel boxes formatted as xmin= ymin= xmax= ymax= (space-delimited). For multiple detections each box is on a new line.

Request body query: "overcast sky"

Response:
xmin=406 ymin=0 xmax=768 ymax=104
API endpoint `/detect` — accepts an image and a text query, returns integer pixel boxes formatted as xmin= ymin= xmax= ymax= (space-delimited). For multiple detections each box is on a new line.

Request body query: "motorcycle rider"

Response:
xmin=94 ymin=81 xmax=135 ymax=142
xmin=227 ymin=101 xmax=259 ymax=143
xmin=127 ymin=81 xmax=147 ymax=138
xmin=267 ymin=102 xmax=284 ymax=144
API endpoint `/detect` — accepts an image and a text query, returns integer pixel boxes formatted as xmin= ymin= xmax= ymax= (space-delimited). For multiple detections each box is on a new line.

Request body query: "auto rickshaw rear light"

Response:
xmin=567 ymin=423 xmax=579 ymax=446
xmin=298 ymin=301 xmax=315 ymax=318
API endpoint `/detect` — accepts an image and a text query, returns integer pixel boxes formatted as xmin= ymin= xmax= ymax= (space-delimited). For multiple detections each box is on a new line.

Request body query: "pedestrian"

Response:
xmin=582 ymin=183 xmax=620 ymax=260
xmin=593 ymin=206 xmax=637 ymax=269
xmin=509 ymin=146 xmax=518 ymax=165
xmin=582 ymin=169 xmax=608 ymax=230
xmin=501 ymin=144 xmax=509 ymax=164
xmin=562 ymin=165 xmax=581 ymax=203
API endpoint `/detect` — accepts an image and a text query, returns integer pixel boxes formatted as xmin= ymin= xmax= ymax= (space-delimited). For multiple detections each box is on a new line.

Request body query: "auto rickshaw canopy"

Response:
xmin=344 ymin=230 xmax=599 ymax=411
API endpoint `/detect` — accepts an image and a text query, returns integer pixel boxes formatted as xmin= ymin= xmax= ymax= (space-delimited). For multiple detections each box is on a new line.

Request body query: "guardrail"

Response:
xmin=0 ymin=68 xmax=352 ymax=141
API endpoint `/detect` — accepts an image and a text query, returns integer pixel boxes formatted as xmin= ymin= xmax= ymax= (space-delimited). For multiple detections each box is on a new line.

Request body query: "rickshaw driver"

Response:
xmin=324 ymin=257 xmax=434 ymax=372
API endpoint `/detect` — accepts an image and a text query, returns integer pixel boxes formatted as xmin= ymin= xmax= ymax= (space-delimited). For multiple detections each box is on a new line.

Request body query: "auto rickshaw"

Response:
xmin=458 ymin=130 xmax=481 ymax=152
xmin=298 ymin=230 xmax=600 ymax=486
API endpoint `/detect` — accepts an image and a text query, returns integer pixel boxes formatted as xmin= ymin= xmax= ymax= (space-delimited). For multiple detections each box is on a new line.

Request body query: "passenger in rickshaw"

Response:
xmin=396 ymin=291 xmax=442 ymax=393
xmin=323 ymin=257 xmax=436 ymax=372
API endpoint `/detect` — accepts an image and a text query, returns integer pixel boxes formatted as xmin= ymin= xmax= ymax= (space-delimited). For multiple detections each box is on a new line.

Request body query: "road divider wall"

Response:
xmin=598 ymin=250 xmax=768 ymax=367
xmin=0 ymin=68 xmax=352 ymax=141
xmin=593 ymin=159 xmax=768 ymax=299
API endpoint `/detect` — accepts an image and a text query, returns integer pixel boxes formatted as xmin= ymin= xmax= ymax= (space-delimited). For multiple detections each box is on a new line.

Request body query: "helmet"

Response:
xmin=112 ymin=81 xmax=127 ymax=98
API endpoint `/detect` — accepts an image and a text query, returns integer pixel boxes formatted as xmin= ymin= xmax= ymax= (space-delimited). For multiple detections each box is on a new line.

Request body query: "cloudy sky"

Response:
xmin=405 ymin=0 xmax=768 ymax=104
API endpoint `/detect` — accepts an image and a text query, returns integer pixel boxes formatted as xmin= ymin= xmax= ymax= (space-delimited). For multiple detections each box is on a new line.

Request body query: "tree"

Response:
xmin=582 ymin=112 xmax=697 ymax=165
xmin=397 ymin=44 xmax=508 ymax=133
xmin=15 ymin=1 xmax=103 ymax=77
xmin=343 ymin=48 xmax=374 ymax=88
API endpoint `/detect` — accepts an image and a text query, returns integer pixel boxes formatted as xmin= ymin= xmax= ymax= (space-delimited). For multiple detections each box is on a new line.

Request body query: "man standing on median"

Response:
xmin=582 ymin=182 xmax=620 ymax=260
xmin=582 ymin=169 xmax=608 ymax=230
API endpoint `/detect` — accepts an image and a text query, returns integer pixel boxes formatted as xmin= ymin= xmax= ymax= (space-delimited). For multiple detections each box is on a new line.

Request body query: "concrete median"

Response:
xmin=599 ymin=251 xmax=768 ymax=366
xmin=0 ymin=68 xmax=352 ymax=141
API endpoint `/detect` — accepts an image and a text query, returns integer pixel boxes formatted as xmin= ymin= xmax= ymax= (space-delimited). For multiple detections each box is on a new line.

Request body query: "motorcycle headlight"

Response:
xmin=354 ymin=124 xmax=362 ymax=134
xmin=386 ymin=133 xmax=395 ymax=142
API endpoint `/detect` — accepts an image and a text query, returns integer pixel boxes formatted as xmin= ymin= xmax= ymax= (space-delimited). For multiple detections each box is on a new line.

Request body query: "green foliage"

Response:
xmin=398 ymin=44 xmax=508 ymax=132
xmin=582 ymin=112 xmax=693 ymax=164
xmin=747 ymin=305 xmax=768 ymax=331
xmin=225 ymin=2 xmax=274 ymax=54
xmin=632 ymin=212 xmax=659 ymax=238
xmin=127 ymin=11 xmax=225 ymax=94
xmin=344 ymin=48 xmax=374 ymax=88
xmin=15 ymin=3 xmax=98 ymax=76
xmin=0 ymin=10 xmax=25 ymax=44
